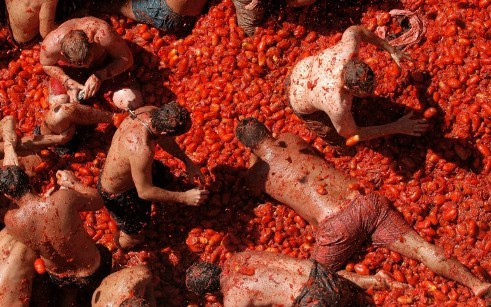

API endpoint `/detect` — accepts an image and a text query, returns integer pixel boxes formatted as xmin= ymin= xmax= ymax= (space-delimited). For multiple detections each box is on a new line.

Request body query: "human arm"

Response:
xmin=56 ymin=170 xmax=104 ymax=211
xmin=82 ymin=22 xmax=133 ymax=100
xmin=0 ymin=116 xmax=19 ymax=166
xmin=157 ymin=136 xmax=205 ymax=184
xmin=129 ymin=149 xmax=208 ymax=206
xmin=337 ymin=270 xmax=409 ymax=290
xmin=18 ymin=126 xmax=75 ymax=150
xmin=40 ymin=42 xmax=84 ymax=102
xmin=38 ymin=0 xmax=58 ymax=38
xmin=342 ymin=25 xmax=410 ymax=68
xmin=329 ymin=101 xmax=428 ymax=141
xmin=243 ymin=153 xmax=266 ymax=197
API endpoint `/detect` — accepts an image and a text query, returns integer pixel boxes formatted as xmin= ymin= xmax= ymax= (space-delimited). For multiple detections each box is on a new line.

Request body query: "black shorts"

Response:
xmin=292 ymin=261 xmax=374 ymax=307
xmin=97 ymin=160 xmax=172 ymax=234
xmin=48 ymin=244 xmax=112 ymax=292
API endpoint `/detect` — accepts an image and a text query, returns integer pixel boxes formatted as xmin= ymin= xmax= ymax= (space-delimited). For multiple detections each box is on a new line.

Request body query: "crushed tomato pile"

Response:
xmin=1 ymin=0 xmax=491 ymax=305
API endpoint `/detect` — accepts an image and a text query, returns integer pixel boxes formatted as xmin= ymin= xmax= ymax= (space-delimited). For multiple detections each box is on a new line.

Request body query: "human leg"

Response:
xmin=388 ymin=230 xmax=491 ymax=297
xmin=0 ymin=115 xmax=18 ymax=166
xmin=232 ymin=0 xmax=266 ymax=37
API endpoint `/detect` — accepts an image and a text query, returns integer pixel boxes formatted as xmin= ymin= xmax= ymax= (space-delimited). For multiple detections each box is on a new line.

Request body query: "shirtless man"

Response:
xmin=5 ymin=0 xmax=58 ymax=46
xmin=98 ymin=102 xmax=209 ymax=249
xmin=92 ymin=264 xmax=156 ymax=307
xmin=0 ymin=228 xmax=37 ymax=307
xmin=287 ymin=25 xmax=428 ymax=147
xmin=40 ymin=16 xmax=134 ymax=103
xmin=97 ymin=0 xmax=208 ymax=36
xmin=185 ymin=250 xmax=409 ymax=306
xmin=0 ymin=165 xmax=112 ymax=302
xmin=235 ymin=118 xmax=491 ymax=299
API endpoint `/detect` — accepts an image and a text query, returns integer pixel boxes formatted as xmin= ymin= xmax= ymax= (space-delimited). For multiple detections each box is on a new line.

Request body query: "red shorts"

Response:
xmin=311 ymin=193 xmax=412 ymax=270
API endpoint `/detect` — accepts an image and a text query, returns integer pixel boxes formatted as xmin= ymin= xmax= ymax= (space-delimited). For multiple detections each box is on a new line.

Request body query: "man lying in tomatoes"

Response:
xmin=235 ymin=117 xmax=491 ymax=299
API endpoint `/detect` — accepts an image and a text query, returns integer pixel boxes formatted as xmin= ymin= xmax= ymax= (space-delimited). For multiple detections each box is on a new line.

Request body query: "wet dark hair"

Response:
xmin=119 ymin=297 xmax=150 ymax=307
xmin=342 ymin=59 xmax=375 ymax=95
xmin=61 ymin=30 xmax=90 ymax=64
xmin=185 ymin=261 xmax=222 ymax=296
xmin=235 ymin=118 xmax=270 ymax=149
xmin=150 ymin=102 xmax=190 ymax=136
xmin=0 ymin=165 xmax=30 ymax=199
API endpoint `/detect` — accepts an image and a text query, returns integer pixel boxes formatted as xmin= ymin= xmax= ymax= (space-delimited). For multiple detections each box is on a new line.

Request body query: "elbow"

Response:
xmin=136 ymin=188 xmax=152 ymax=201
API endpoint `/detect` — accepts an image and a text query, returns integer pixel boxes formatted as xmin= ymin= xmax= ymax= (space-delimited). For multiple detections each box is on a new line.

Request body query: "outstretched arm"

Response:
xmin=337 ymin=270 xmax=409 ymax=290
xmin=130 ymin=150 xmax=208 ymax=206
xmin=157 ymin=136 xmax=205 ymax=184
xmin=56 ymin=170 xmax=104 ymax=211
xmin=342 ymin=26 xmax=410 ymax=67
xmin=18 ymin=126 xmax=75 ymax=151
xmin=330 ymin=104 xmax=428 ymax=141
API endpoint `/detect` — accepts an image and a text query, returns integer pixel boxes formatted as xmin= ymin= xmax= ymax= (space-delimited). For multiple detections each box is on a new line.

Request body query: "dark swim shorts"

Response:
xmin=97 ymin=161 xmax=172 ymax=234
xmin=292 ymin=261 xmax=374 ymax=307
xmin=97 ymin=181 xmax=152 ymax=235
xmin=312 ymin=193 xmax=412 ymax=270
xmin=132 ymin=0 xmax=197 ymax=34
xmin=48 ymin=244 xmax=112 ymax=291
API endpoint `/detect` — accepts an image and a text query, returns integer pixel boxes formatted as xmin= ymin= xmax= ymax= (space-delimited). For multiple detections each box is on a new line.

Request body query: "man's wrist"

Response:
xmin=94 ymin=69 xmax=107 ymax=81
xmin=63 ymin=77 xmax=71 ymax=86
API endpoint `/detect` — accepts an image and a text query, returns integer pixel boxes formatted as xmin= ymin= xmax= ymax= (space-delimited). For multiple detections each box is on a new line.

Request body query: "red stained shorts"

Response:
xmin=311 ymin=193 xmax=412 ymax=270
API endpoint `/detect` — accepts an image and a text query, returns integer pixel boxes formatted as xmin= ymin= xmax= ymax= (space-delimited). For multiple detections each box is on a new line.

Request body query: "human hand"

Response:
xmin=373 ymin=270 xmax=410 ymax=290
xmin=65 ymin=79 xmax=84 ymax=103
xmin=56 ymin=170 xmax=79 ymax=189
xmin=390 ymin=47 xmax=412 ymax=69
xmin=186 ymin=162 xmax=205 ymax=185
xmin=83 ymin=74 xmax=102 ymax=100
xmin=396 ymin=111 xmax=429 ymax=136
xmin=183 ymin=188 xmax=209 ymax=206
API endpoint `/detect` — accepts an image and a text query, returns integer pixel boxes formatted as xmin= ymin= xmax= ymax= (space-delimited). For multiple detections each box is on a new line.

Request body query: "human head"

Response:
xmin=0 ymin=165 xmax=30 ymax=199
xmin=235 ymin=117 xmax=270 ymax=149
xmin=185 ymin=261 xmax=222 ymax=296
xmin=119 ymin=297 xmax=150 ymax=307
xmin=150 ymin=102 xmax=190 ymax=136
xmin=61 ymin=30 xmax=91 ymax=66
xmin=342 ymin=59 xmax=375 ymax=97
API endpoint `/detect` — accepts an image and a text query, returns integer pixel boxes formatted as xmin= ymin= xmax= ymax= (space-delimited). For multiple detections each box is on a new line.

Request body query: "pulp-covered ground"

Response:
xmin=0 ymin=0 xmax=490 ymax=306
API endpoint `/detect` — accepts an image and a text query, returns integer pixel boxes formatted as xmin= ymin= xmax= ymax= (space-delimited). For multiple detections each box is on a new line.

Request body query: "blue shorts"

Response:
xmin=132 ymin=0 xmax=197 ymax=34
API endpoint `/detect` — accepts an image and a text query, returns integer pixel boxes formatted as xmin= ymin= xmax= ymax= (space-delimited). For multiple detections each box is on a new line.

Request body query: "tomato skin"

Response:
xmin=34 ymin=258 xmax=46 ymax=274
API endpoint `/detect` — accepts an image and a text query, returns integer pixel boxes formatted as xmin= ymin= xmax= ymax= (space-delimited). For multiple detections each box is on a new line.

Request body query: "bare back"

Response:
xmin=6 ymin=0 xmax=57 ymax=43
xmin=0 ymin=228 xmax=36 ymax=307
xmin=40 ymin=16 xmax=114 ymax=67
xmin=4 ymin=191 xmax=100 ymax=277
xmin=288 ymin=29 xmax=361 ymax=133
xmin=220 ymin=251 xmax=311 ymax=307
xmin=249 ymin=133 xmax=359 ymax=225
xmin=92 ymin=265 xmax=154 ymax=307
xmin=100 ymin=106 xmax=158 ymax=194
